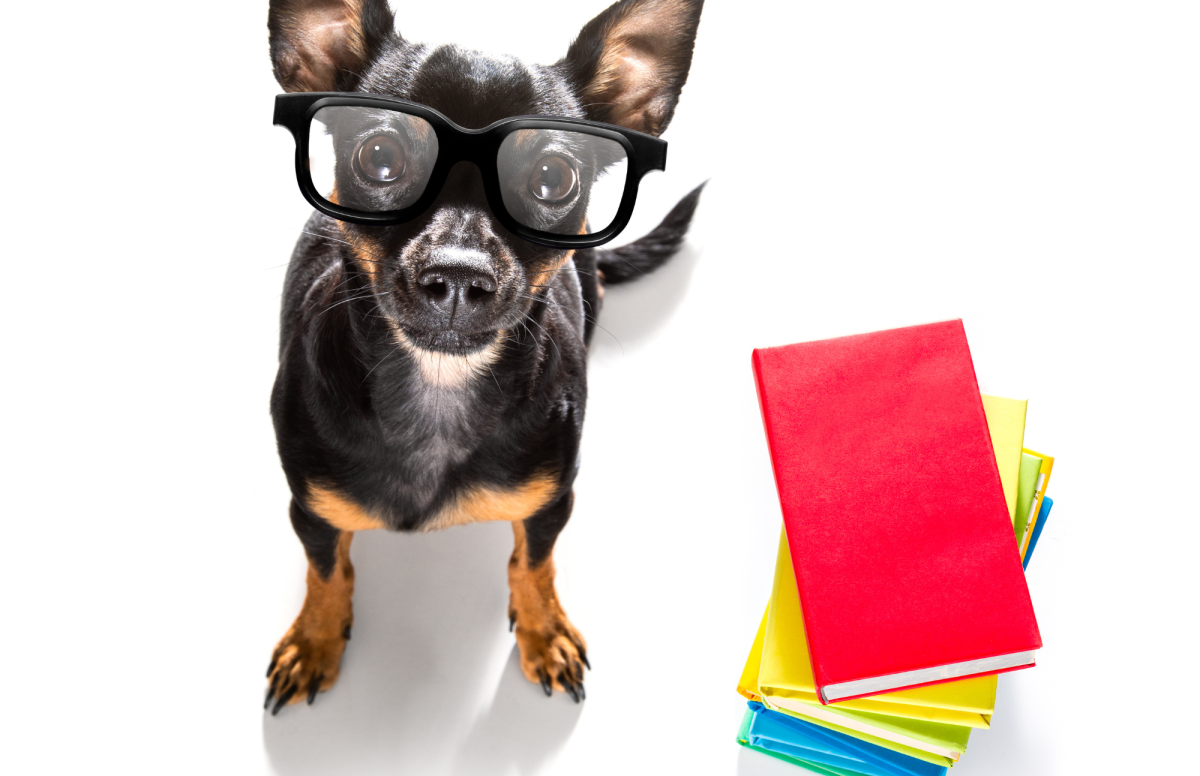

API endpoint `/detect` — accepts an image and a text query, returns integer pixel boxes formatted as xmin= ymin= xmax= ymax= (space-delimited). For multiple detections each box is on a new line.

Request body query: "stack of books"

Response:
xmin=735 ymin=320 xmax=1056 ymax=775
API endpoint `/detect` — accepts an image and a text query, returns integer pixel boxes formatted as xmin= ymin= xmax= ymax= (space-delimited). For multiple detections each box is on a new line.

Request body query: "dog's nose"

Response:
xmin=417 ymin=247 xmax=498 ymax=324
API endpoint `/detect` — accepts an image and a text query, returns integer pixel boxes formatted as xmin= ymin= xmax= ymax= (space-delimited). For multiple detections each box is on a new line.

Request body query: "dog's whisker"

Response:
xmin=484 ymin=360 xmax=504 ymax=397
xmin=513 ymin=290 xmax=623 ymax=352
xmin=313 ymin=291 xmax=381 ymax=321
xmin=520 ymin=311 xmax=564 ymax=362
xmin=528 ymin=300 xmax=621 ymax=353
xmin=302 ymin=230 xmax=354 ymax=247
xmin=320 ymin=291 xmax=378 ymax=311
xmin=360 ymin=346 xmax=394 ymax=386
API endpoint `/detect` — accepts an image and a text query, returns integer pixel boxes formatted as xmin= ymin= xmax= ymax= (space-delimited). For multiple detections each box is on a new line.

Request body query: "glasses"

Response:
xmin=273 ymin=93 xmax=669 ymax=249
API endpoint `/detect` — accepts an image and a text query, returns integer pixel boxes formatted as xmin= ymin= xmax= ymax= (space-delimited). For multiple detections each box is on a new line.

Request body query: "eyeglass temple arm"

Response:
xmin=273 ymin=93 xmax=331 ymax=135
xmin=633 ymin=135 xmax=668 ymax=173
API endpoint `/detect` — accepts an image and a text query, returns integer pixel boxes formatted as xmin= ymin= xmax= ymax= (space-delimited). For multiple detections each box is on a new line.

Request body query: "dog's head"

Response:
xmin=269 ymin=0 xmax=702 ymax=357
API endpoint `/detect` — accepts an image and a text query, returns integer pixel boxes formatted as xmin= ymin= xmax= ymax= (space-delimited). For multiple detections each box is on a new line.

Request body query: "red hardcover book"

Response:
xmin=752 ymin=320 xmax=1041 ymax=704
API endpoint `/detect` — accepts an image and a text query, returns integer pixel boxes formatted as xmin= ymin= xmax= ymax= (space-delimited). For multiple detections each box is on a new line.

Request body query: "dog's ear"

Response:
xmin=558 ymin=0 xmax=703 ymax=136
xmin=268 ymin=0 xmax=397 ymax=92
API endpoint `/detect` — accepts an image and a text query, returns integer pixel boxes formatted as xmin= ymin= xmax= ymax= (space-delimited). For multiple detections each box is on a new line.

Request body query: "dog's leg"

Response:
xmin=508 ymin=489 xmax=588 ymax=701
xmin=265 ymin=500 xmax=355 ymax=714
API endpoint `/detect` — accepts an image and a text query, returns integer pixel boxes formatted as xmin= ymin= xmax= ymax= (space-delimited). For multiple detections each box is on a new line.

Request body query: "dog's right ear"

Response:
xmin=559 ymin=0 xmax=704 ymax=136
xmin=268 ymin=0 xmax=397 ymax=92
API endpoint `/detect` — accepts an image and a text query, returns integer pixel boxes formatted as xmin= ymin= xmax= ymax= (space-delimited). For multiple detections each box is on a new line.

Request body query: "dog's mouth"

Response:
xmin=398 ymin=326 xmax=499 ymax=356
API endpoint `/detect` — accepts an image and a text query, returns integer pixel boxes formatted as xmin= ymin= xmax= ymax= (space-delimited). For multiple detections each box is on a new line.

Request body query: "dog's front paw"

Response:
xmin=513 ymin=613 xmax=588 ymax=702
xmin=264 ymin=621 xmax=350 ymax=715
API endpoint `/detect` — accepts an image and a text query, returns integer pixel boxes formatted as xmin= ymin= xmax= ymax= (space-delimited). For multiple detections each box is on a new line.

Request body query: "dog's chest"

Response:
xmin=379 ymin=379 xmax=482 ymax=488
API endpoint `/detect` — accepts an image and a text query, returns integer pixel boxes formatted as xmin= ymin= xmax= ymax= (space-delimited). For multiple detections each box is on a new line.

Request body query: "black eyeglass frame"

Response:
xmin=273 ymin=92 xmax=669 ymax=249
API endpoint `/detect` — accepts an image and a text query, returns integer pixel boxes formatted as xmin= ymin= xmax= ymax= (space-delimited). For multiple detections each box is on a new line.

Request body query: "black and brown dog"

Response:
xmin=264 ymin=0 xmax=704 ymax=713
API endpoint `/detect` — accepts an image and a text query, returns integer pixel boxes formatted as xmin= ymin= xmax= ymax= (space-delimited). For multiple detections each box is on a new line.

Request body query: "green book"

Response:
xmin=769 ymin=703 xmax=960 ymax=768
xmin=1014 ymin=452 xmax=1042 ymax=544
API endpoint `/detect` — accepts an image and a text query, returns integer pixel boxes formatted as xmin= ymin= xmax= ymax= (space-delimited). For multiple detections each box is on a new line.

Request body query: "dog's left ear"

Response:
xmin=268 ymin=0 xmax=397 ymax=92
xmin=558 ymin=0 xmax=704 ymax=136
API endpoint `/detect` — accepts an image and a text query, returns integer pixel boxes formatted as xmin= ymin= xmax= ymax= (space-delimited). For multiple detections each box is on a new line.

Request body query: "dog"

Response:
xmin=263 ymin=0 xmax=704 ymax=713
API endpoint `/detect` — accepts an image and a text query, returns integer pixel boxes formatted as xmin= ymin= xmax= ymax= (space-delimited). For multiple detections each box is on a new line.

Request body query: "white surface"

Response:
xmin=2 ymin=2 xmax=1197 ymax=774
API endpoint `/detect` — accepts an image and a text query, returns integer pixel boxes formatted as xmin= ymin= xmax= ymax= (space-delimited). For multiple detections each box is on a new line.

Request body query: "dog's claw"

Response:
xmin=561 ymin=675 xmax=580 ymax=703
xmin=538 ymin=671 xmax=552 ymax=697
xmin=307 ymin=673 xmax=322 ymax=705
xmin=508 ymin=613 xmax=516 ymax=632
xmin=578 ymin=682 xmax=586 ymax=701
xmin=267 ymin=658 xmax=277 ymax=678
xmin=264 ymin=670 xmax=281 ymax=709
xmin=579 ymin=649 xmax=590 ymax=670
xmin=272 ymin=683 xmax=297 ymax=715
xmin=343 ymin=624 xmax=352 ymax=640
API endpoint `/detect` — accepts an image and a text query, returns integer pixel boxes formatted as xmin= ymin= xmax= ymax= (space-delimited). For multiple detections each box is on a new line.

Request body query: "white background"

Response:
xmin=2 ymin=1 xmax=1197 ymax=774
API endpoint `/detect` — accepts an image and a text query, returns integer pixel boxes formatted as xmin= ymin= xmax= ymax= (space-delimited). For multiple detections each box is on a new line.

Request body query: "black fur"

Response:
xmin=267 ymin=0 xmax=702 ymax=628
xmin=594 ymin=182 xmax=706 ymax=284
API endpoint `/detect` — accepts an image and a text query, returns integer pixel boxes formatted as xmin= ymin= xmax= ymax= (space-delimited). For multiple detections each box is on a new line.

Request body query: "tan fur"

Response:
xmin=306 ymin=473 xmax=559 ymax=533
xmin=512 ymin=128 xmax=540 ymax=150
xmin=325 ymin=186 xmax=383 ymax=289
xmin=268 ymin=532 xmax=356 ymax=707
xmin=508 ymin=521 xmax=587 ymax=691
xmin=426 ymin=472 xmax=560 ymax=531
xmin=405 ymin=113 xmax=433 ymax=143
xmin=528 ymin=251 xmax=575 ymax=291
xmin=338 ymin=219 xmax=385 ymax=287
xmin=391 ymin=328 xmax=506 ymax=388
xmin=307 ymin=484 xmax=387 ymax=531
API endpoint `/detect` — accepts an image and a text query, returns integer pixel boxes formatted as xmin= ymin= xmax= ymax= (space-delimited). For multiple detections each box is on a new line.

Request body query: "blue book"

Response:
xmin=745 ymin=703 xmax=948 ymax=776
xmin=737 ymin=706 xmax=850 ymax=774
xmin=1023 ymin=496 xmax=1053 ymax=570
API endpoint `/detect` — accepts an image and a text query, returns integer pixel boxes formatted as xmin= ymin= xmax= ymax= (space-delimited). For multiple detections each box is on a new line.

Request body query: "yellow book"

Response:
xmin=760 ymin=532 xmax=996 ymax=729
xmin=736 ymin=589 xmax=965 ymax=767
xmin=980 ymin=395 xmax=1027 ymax=523
xmin=729 ymin=392 xmax=1025 ymax=761
xmin=1018 ymin=449 xmax=1055 ymax=559
xmin=736 ymin=606 xmax=768 ymax=703
xmin=748 ymin=393 xmax=1022 ymax=730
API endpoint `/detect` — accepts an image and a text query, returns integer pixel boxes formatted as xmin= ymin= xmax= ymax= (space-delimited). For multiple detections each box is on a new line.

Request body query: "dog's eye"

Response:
xmin=355 ymin=135 xmax=406 ymax=183
xmin=528 ymin=156 xmax=577 ymax=203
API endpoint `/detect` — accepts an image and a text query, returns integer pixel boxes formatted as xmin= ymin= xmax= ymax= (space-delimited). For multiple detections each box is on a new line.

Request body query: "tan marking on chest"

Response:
xmin=306 ymin=485 xmax=387 ymax=531
xmin=392 ymin=329 xmax=506 ymax=388
xmin=425 ymin=472 xmax=560 ymax=531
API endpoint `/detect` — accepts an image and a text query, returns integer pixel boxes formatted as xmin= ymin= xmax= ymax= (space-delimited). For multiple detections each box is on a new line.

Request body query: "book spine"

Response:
xmin=751 ymin=348 xmax=831 ymax=703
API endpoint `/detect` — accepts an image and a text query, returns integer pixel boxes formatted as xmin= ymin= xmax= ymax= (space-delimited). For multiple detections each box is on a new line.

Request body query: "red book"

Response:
xmin=752 ymin=320 xmax=1041 ymax=704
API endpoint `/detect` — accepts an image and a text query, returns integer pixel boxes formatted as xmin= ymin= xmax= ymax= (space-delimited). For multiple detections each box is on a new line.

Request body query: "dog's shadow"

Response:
xmin=589 ymin=239 xmax=700 ymax=355
xmin=262 ymin=522 xmax=581 ymax=774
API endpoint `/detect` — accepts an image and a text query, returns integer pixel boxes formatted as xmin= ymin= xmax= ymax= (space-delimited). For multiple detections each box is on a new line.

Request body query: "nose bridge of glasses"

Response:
xmin=428 ymin=158 xmax=497 ymax=210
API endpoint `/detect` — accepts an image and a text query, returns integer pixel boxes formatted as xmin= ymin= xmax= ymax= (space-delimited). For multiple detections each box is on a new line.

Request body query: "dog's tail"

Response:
xmin=594 ymin=182 xmax=705 ymax=285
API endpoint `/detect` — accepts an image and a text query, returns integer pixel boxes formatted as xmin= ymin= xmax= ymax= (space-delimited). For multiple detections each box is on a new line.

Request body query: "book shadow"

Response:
xmin=949 ymin=675 xmax=1049 ymax=775
xmin=261 ymin=521 xmax=578 ymax=774
xmin=736 ymin=745 xmax=807 ymax=775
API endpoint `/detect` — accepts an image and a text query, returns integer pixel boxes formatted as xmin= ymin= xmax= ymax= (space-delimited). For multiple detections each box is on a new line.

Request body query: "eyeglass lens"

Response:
xmin=497 ymin=129 xmax=627 ymax=235
xmin=308 ymin=106 xmax=629 ymax=236
xmin=310 ymin=106 xmax=440 ymax=214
